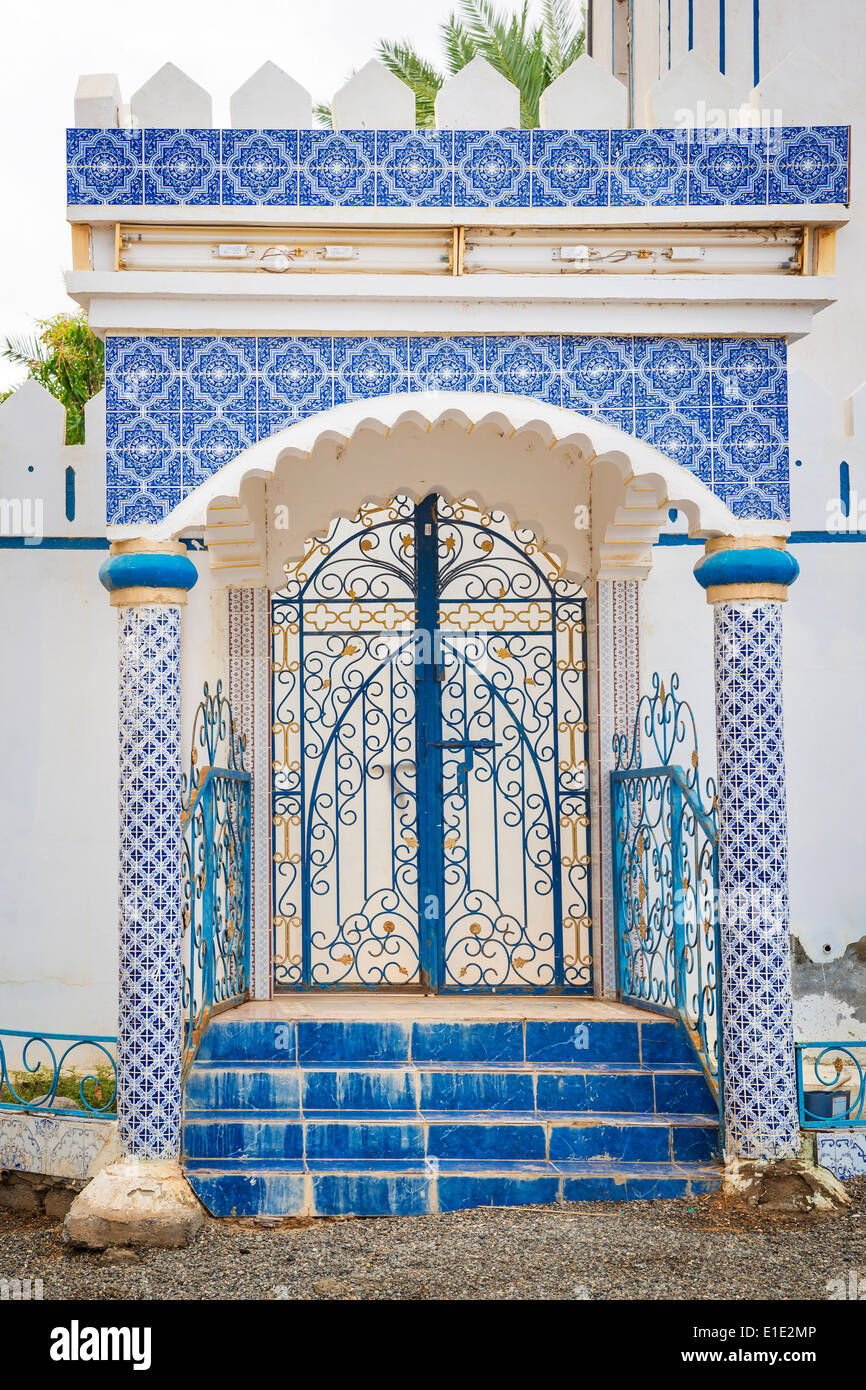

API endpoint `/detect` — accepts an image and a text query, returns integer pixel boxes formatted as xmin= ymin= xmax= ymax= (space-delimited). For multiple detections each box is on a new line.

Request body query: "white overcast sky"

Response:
xmin=3 ymin=0 xmax=553 ymax=390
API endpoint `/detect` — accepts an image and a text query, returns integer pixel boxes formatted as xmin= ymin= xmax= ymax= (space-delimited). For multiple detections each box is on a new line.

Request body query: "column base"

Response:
xmin=721 ymin=1157 xmax=851 ymax=1218
xmin=62 ymin=1160 xmax=204 ymax=1250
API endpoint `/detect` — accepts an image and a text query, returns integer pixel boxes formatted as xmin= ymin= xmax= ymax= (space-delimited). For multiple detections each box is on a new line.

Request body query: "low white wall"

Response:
xmin=0 ymin=550 xmax=117 ymax=1034
xmin=0 ymin=548 xmax=225 ymax=1039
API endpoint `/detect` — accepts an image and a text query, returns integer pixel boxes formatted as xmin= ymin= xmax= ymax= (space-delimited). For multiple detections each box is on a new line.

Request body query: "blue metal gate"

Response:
xmin=272 ymin=495 xmax=592 ymax=992
xmin=611 ymin=674 xmax=722 ymax=1102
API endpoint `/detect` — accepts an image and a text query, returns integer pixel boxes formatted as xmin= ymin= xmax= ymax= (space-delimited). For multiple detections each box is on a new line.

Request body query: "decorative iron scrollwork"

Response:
xmin=612 ymin=673 xmax=721 ymax=1103
xmin=181 ymin=682 xmax=251 ymax=1073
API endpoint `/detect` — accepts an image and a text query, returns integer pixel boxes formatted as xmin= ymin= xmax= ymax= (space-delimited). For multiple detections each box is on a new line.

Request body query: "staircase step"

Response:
xmin=183 ymin=1110 xmax=719 ymax=1165
xmin=184 ymin=1010 xmax=721 ymax=1217
xmin=197 ymin=1015 xmax=696 ymax=1068
xmin=185 ymin=1159 xmax=722 ymax=1218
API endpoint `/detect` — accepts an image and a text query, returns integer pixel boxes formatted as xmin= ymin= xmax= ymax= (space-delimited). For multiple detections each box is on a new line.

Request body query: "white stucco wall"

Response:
xmin=0 ymin=550 xmax=117 ymax=1033
xmin=0 ymin=547 xmax=225 ymax=1040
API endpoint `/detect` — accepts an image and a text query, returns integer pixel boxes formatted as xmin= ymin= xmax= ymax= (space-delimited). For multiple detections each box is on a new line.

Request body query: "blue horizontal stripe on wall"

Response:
xmin=104 ymin=333 xmax=790 ymax=525
xmin=67 ymin=125 xmax=850 ymax=209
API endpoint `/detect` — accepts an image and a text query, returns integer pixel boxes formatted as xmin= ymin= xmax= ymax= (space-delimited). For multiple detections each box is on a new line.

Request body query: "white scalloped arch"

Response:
xmin=122 ymin=392 xmax=783 ymax=586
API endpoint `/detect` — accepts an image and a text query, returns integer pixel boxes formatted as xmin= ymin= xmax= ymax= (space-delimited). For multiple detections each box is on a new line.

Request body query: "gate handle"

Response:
xmin=433 ymin=739 xmax=498 ymax=795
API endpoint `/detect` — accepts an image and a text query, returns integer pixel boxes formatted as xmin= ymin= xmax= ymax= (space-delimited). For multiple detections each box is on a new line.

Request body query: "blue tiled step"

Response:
xmin=185 ymin=1063 xmax=715 ymax=1115
xmin=196 ymin=1016 xmax=698 ymax=1068
xmin=184 ymin=1012 xmax=721 ymax=1216
xmin=184 ymin=1109 xmax=718 ymax=1165
xmin=185 ymin=1159 xmax=722 ymax=1218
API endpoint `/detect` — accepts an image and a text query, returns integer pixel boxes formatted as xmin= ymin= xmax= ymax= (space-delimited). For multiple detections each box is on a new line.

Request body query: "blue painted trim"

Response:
xmin=414 ymin=493 xmax=445 ymax=992
xmin=693 ymin=546 xmax=799 ymax=590
xmin=660 ymin=531 xmax=866 ymax=546
xmin=0 ymin=536 xmax=204 ymax=550
xmin=753 ymin=0 xmax=761 ymax=85
xmin=64 ymin=467 xmax=76 ymax=523
xmin=98 ymin=549 xmax=199 ymax=593
xmin=840 ymin=461 xmax=851 ymax=518
xmin=719 ymin=0 xmax=726 ymax=74
xmin=688 ymin=0 xmax=694 ymax=49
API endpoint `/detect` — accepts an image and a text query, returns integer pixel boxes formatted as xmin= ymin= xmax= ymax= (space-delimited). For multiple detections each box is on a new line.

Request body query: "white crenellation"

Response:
xmin=130 ymin=62 xmax=213 ymax=129
xmin=330 ymin=58 xmax=415 ymax=131
xmin=0 ymin=381 xmax=105 ymax=536
xmin=743 ymin=46 xmax=855 ymax=126
xmin=647 ymin=50 xmax=747 ymax=128
xmin=539 ymin=54 xmax=628 ymax=130
xmin=230 ymin=62 xmax=313 ymax=129
xmin=434 ymin=56 xmax=521 ymax=130
xmin=74 ymin=74 xmax=122 ymax=129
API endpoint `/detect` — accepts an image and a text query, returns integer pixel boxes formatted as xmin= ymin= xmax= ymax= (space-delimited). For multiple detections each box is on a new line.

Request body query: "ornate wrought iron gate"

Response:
xmin=611 ymin=675 xmax=722 ymax=1102
xmin=272 ymin=495 xmax=592 ymax=992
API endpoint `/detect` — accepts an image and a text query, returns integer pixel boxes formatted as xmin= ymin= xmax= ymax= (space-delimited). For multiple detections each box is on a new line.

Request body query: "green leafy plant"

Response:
xmin=316 ymin=0 xmax=585 ymax=128
xmin=1 ymin=311 xmax=105 ymax=445
xmin=1 ymin=1064 xmax=117 ymax=1115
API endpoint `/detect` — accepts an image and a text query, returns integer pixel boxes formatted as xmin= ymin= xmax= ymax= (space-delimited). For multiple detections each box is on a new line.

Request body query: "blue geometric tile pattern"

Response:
xmin=767 ymin=125 xmax=849 ymax=205
xmin=67 ymin=128 xmax=143 ymax=204
xmin=221 ymin=130 xmax=298 ymax=206
xmin=67 ymin=127 xmax=850 ymax=208
xmin=689 ymin=128 xmax=768 ymax=206
xmin=376 ymin=130 xmax=453 ymax=207
xmin=531 ymin=130 xmax=609 ymax=206
xmin=713 ymin=601 xmax=801 ymax=1159
xmin=143 ymin=129 xmax=221 ymax=205
xmin=118 ymin=604 xmax=183 ymax=1159
xmin=453 ymin=130 xmax=531 ymax=207
xmin=298 ymin=130 xmax=375 ymax=207
xmin=610 ymin=128 xmax=689 ymax=207
xmin=104 ymin=334 xmax=790 ymax=524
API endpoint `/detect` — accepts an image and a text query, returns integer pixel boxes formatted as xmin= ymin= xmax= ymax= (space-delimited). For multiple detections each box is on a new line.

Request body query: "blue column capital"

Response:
xmin=693 ymin=536 xmax=799 ymax=604
xmin=99 ymin=541 xmax=199 ymax=607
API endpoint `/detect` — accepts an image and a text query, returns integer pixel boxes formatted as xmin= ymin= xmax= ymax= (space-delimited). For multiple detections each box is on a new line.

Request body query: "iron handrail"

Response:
xmin=181 ymin=763 xmax=252 ymax=1077
xmin=612 ymin=759 xmax=723 ymax=1112
xmin=0 ymin=1030 xmax=117 ymax=1116
xmin=795 ymin=1041 xmax=866 ymax=1127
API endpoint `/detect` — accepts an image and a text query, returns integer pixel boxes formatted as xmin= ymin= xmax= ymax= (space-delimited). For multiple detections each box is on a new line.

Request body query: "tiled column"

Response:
xmin=694 ymin=537 xmax=801 ymax=1161
xmin=99 ymin=541 xmax=198 ymax=1159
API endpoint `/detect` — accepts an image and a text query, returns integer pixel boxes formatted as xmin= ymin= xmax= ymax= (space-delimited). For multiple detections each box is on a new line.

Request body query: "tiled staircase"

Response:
xmin=183 ymin=1011 xmax=722 ymax=1217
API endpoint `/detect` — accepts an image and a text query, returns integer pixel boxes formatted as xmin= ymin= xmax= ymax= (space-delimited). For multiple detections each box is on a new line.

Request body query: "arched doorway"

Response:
xmin=270 ymin=494 xmax=592 ymax=994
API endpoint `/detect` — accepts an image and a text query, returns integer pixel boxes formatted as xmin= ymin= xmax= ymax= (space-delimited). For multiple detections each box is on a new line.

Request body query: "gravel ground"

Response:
xmin=1 ymin=1180 xmax=864 ymax=1301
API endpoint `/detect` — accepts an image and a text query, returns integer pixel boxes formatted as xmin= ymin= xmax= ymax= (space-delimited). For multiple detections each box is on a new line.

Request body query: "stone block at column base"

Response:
xmin=62 ymin=1159 xmax=204 ymax=1249
xmin=721 ymin=1157 xmax=851 ymax=1218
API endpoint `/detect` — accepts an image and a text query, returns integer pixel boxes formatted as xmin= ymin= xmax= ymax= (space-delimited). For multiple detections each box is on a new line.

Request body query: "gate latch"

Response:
xmin=434 ymin=738 xmax=498 ymax=797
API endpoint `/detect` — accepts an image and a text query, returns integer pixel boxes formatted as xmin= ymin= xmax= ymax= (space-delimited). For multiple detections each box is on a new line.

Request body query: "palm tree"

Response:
xmin=1 ymin=312 xmax=104 ymax=445
xmin=318 ymin=0 xmax=585 ymax=129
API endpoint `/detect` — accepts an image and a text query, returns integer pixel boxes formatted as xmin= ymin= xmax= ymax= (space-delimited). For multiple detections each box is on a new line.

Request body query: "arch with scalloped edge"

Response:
xmin=113 ymin=392 xmax=786 ymax=587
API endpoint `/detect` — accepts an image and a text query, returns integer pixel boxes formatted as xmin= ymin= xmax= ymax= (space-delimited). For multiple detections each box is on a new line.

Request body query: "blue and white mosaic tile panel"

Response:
xmin=714 ymin=601 xmax=801 ymax=1161
xmin=67 ymin=126 xmax=850 ymax=208
xmin=105 ymin=334 xmax=789 ymax=525
xmin=117 ymin=604 xmax=183 ymax=1160
xmin=816 ymin=1130 xmax=866 ymax=1179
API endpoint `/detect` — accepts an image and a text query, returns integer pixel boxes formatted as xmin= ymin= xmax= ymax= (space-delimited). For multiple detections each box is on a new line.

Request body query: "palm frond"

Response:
xmin=441 ymin=14 xmax=477 ymax=74
xmin=1 ymin=333 xmax=46 ymax=369
xmin=541 ymin=0 xmax=585 ymax=76
xmin=313 ymin=100 xmax=333 ymax=128
xmin=377 ymin=40 xmax=444 ymax=126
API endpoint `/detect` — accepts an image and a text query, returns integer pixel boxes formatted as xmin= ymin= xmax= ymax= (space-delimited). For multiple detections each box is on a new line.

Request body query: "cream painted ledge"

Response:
xmin=67 ymin=203 xmax=850 ymax=230
xmin=67 ymin=272 xmax=835 ymax=339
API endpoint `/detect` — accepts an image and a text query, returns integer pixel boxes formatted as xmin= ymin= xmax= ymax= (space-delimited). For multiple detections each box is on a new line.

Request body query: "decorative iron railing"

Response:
xmin=796 ymin=1042 xmax=866 ymax=1128
xmin=181 ymin=682 xmax=251 ymax=1075
xmin=611 ymin=674 xmax=723 ymax=1105
xmin=0 ymin=1030 xmax=117 ymax=1116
